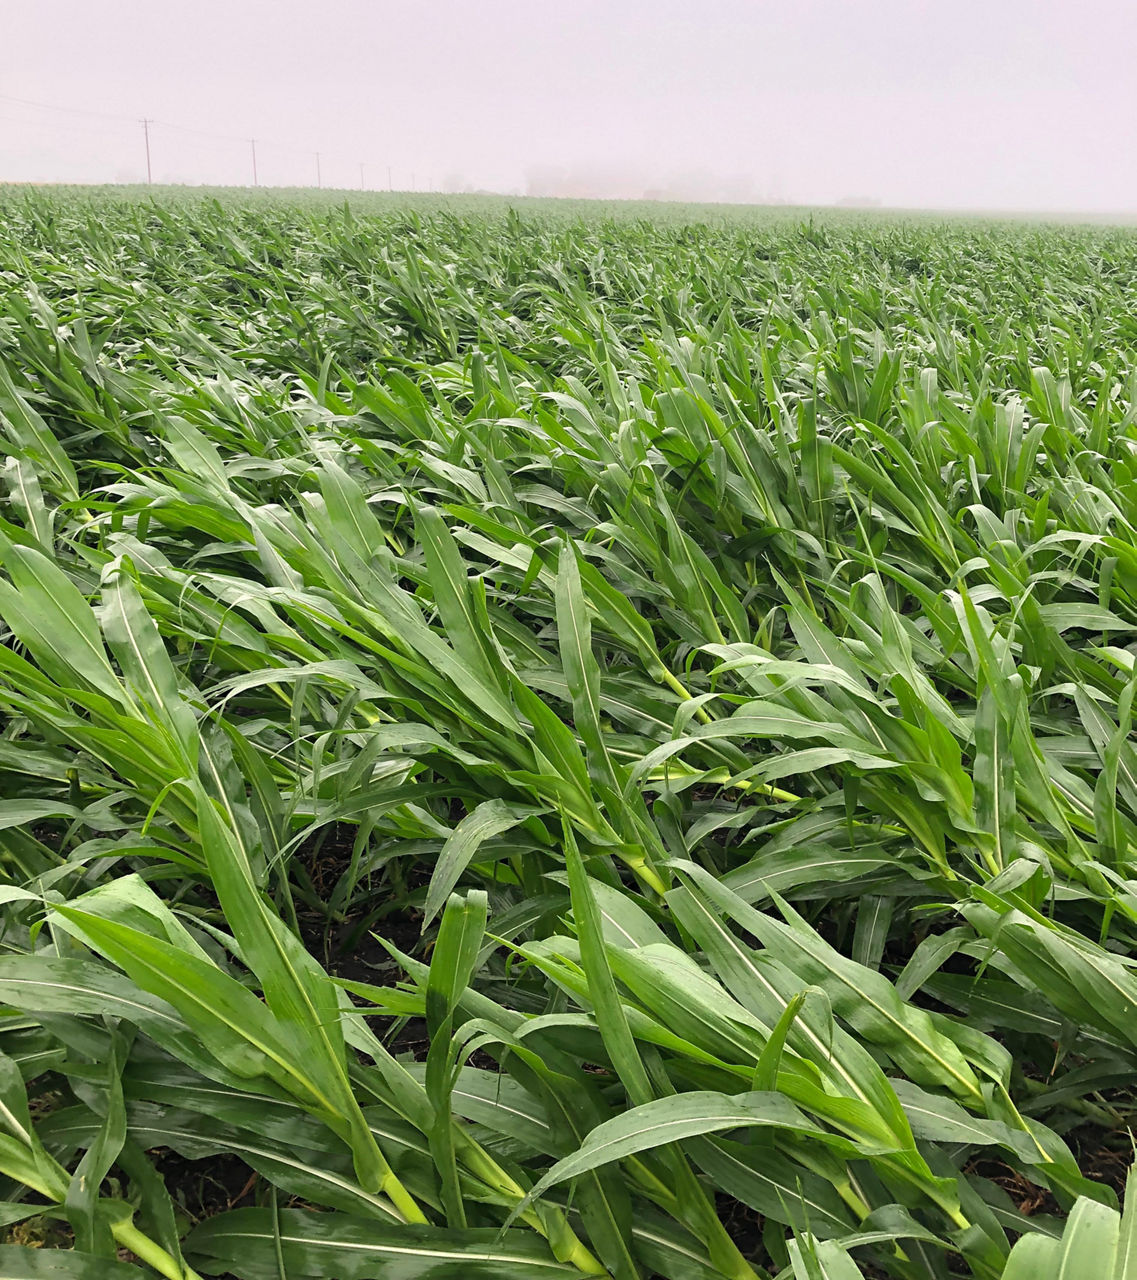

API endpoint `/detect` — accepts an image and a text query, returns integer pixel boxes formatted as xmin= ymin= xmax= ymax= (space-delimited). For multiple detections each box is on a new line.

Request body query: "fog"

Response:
xmin=3 ymin=0 xmax=1136 ymax=213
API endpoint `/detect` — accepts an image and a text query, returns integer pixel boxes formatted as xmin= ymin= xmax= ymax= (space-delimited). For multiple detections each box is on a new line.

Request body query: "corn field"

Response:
xmin=0 ymin=188 xmax=1136 ymax=1278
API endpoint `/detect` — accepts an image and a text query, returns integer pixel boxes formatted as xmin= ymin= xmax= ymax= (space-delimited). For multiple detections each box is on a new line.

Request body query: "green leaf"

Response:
xmin=185 ymin=1207 xmax=576 ymax=1279
xmin=425 ymin=890 xmax=488 ymax=1227
xmin=675 ymin=863 xmax=983 ymax=1103
xmin=974 ymin=684 xmax=1016 ymax=872
xmin=0 ymin=544 xmax=124 ymax=705
xmin=425 ymin=801 xmax=537 ymax=926
xmin=0 ymin=1247 xmax=146 ymax=1278
xmin=100 ymin=561 xmax=198 ymax=764
xmin=556 ymin=540 xmax=622 ymax=792
xmin=517 ymin=1090 xmax=822 ymax=1213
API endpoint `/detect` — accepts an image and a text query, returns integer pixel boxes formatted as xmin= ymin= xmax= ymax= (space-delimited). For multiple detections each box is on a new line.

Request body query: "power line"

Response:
xmin=0 ymin=91 xmax=136 ymax=124
xmin=149 ymin=119 xmax=246 ymax=145
xmin=0 ymin=92 xmax=255 ymax=149
xmin=0 ymin=90 xmax=402 ymax=188
xmin=0 ymin=108 xmax=136 ymax=142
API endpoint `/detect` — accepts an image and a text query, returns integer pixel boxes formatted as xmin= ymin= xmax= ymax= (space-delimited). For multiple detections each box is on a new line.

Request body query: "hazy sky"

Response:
xmin=3 ymin=0 xmax=1136 ymax=211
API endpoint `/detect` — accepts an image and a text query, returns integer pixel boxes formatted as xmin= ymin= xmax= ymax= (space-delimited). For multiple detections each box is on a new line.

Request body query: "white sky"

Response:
xmin=2 ymin=0 xmax=1136 ymax=211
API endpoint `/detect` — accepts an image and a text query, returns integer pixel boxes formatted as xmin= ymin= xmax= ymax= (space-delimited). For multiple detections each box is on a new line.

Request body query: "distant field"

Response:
xmin=12 ymin=181 xmax=1137 ymax=226
xmin=0 ymin=186 xmax=1135 ymax=1279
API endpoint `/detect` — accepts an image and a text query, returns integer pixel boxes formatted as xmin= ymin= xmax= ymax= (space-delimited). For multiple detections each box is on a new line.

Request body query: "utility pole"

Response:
xmin=251 ymin=138 xmax=258 ymax=186
xmin=315 ymin=151 xmax=322 ymax=188
xmin=387 ymin=165 xmax=392 ymax=191
xmin=359 ymin=162 xmax=365 ymax=190
xmin=411 ymin=170 xmax=415 ymax=192
xmin=140 ymin=118 xmax=153 ymax=185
